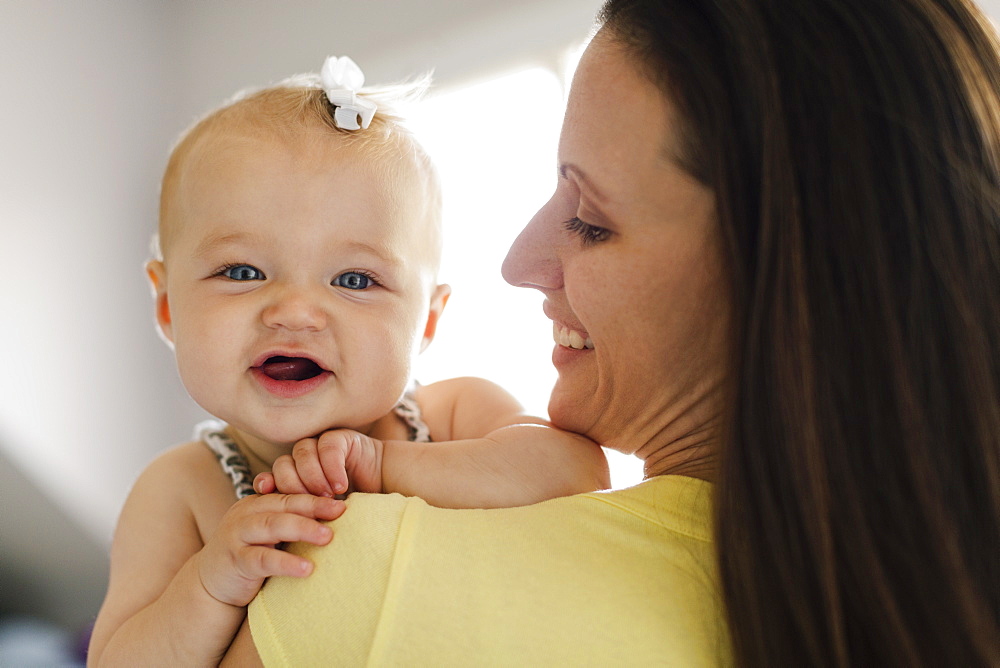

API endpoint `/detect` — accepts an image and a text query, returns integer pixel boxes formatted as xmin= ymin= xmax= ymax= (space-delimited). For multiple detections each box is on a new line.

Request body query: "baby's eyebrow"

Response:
xmin=341 ymin=240 xmax=402 ymax=266
xmin=193 ymin=231 xmax=259 ymax=258
xmin=194 ymin=232 xmax=403 ymax=267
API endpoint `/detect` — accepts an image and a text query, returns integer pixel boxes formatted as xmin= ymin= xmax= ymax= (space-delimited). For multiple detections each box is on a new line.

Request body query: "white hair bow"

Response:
xmin=321 ymin=55 xmax=377 ymax=131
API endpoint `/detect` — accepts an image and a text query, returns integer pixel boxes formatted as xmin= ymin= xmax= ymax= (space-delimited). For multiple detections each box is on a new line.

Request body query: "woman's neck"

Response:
xmin=606 ymin=407 xmax=720 ymax=483
xmin=641 ymin=437 xmax=718 ymax=482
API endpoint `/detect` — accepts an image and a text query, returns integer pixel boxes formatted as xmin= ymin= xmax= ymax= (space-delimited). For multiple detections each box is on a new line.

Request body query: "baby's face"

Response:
xmin=151 ymin=131 xmax=444 ymax=447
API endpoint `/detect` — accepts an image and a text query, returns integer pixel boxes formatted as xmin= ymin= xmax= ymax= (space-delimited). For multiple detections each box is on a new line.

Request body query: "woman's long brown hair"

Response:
xmin=598 ymin=0 xmax=1000 ymax=664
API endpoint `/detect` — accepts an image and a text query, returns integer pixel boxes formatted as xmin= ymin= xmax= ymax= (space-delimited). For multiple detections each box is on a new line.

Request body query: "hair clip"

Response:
xmin=321 ymin=55 xmax=377 ymax=131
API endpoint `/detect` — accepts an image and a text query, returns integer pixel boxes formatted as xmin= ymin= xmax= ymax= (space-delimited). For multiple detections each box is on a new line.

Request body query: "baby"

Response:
xmin=88 ymin=57 xmax=608 ymax=666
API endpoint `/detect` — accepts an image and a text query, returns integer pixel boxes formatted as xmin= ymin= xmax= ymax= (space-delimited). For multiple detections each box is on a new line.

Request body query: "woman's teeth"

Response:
xmin=553 ymin=322 xmax=594 ymax=350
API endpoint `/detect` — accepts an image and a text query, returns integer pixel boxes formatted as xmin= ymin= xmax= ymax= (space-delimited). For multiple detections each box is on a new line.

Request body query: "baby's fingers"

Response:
xmin=269 ymin=493 xmax=345 ymax=522
xmin=239 ymin=509 xmax=335 ymax=548
xmin=236 ymin=545 xmax=316 ymax=579
xmin=291 ymin=438 xmax=338 ymax=496
xmin=316 ymin=431 xmax=351 ymax=495
xmin=270 ymin=454 xmax=310 ymax=495
xmin=234 ymin=492 xmax=345 ymax=523
xmin=253 ymin=471 xmax=277 ymax=495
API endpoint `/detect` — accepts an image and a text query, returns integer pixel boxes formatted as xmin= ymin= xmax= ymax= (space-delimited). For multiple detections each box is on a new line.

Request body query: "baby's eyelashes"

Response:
xmin=332 ymin=270 xmax=380 ymax=290
xmin=212 ymin=263 xmax=266 ymax=281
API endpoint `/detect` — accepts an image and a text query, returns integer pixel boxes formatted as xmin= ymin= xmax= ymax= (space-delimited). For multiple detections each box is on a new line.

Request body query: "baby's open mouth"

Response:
xmin=258 ymin=356 xmax=324 ymax=381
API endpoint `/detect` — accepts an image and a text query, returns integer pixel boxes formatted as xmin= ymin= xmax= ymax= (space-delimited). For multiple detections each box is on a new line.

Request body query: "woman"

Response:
xmin=225 ymin=0 xmax=1000 ymax=664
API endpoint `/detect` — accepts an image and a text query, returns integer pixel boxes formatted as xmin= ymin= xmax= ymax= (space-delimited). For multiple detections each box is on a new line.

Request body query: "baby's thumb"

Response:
xmin=342 ymin=431 xmax=383 ymax=493
xmin=254 ymin=472 xmax=277 ymax=495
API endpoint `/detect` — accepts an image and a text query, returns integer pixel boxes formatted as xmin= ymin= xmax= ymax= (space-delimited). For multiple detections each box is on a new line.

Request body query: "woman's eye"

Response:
xmin=563 ymin=217 xmax=611 ymax=245
xmin=333 ymin=271 xmax=374 ymax=290
xmin=219 ymin=264 xmax=265 ymax=281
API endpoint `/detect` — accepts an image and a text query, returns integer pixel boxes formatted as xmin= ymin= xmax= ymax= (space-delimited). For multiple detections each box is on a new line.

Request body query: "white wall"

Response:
xmin=0 ymin=0 xmax=176 ymax=631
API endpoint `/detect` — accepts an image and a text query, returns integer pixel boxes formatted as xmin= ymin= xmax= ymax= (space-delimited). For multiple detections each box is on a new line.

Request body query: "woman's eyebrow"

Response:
xmin=559 ymin=163 xmax=610 ymax=204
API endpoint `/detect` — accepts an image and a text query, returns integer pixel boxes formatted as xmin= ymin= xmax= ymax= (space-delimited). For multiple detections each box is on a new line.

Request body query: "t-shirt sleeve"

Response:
xmin=248 ymin=478 xmax=731 ymax=666
xmin=248 ymin=492 xmax=413 ymax=667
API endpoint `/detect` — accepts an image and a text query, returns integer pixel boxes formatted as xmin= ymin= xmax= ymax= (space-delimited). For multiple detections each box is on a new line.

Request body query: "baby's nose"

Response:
xmin=261 ymin=287 xmax=328 ymax=331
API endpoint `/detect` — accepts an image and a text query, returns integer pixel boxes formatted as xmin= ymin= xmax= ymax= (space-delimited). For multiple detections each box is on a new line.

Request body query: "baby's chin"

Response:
xmin=240 ymin=418 xmax=376 ymax=450
xmin=208 ymin=400 xmax=394 ymax=451
xmin=213 ymin=417 xmax=313 ymax=452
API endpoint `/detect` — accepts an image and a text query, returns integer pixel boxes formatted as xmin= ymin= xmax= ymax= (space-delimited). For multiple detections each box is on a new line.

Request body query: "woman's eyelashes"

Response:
xmin=563 ymin=216 xmax=611 ymax=245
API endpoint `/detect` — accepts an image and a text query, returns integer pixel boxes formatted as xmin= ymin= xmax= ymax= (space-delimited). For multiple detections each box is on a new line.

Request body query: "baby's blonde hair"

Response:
xmin=156 ymin=73 xmax=442 ymax=270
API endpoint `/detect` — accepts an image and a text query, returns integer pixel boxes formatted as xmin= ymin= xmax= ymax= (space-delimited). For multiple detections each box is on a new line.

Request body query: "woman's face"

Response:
xmin=502 ymin=34 xmax=730 ymax=465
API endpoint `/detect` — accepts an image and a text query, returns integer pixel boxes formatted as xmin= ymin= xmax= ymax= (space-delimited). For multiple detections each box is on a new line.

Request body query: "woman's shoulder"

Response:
xmin=291 ymin=476 xmax=715 ymax=556
xmin=252 ymin=485 xmax=729 ymax=665
xmin=282 ymin=477 xmax=718 ymax=594
xmin=579 ymin=474 xmax=716 ymax=542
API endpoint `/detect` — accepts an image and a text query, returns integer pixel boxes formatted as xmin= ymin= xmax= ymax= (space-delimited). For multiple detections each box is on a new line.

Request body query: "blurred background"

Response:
xmin=0 ymin=0 xmax=610 ymax=660
xmin=2 ymin=0 xmax=998 ymax=663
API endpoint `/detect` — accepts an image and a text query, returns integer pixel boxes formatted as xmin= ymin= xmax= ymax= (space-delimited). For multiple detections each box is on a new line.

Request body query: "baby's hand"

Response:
xmin=254 ymin=429 xmax=384 ymax=498
xmin=197 ymin=493 xmax=343 ymax=607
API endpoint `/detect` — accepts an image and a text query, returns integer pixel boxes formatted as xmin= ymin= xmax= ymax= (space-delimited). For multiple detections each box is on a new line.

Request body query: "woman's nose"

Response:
xmin=260 ymin=285 xmax=328 ymax=332
xmin=501 ymin=200 xmax=564 ymax=291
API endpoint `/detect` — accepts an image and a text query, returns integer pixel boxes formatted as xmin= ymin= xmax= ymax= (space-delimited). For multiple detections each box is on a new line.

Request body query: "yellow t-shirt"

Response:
xmin=249 ymin=475 xmax=732 ymax=666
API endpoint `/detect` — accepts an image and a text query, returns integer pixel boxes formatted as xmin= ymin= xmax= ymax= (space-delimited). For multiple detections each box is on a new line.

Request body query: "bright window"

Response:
xmin=409 ymin=61 xmax=644 ymax=489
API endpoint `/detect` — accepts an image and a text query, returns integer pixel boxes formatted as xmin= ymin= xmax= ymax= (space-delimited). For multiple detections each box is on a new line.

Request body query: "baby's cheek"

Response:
xmin=173 ymin=338 xmax=228 ymax=404
xmin=371 ymin=331 xmax=415 ymax=389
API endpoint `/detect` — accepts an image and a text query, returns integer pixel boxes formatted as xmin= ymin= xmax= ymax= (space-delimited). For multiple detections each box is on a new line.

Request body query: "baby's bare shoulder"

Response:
xmin=417 ymin=377 xmax=541 ymax=441
xmin=137 ymin=440 xmax=223 ymax=490
xmin=130 ymin=440 xmax=237 ymax=536
xmin=417 ymin=376 xmax=514 ymax=404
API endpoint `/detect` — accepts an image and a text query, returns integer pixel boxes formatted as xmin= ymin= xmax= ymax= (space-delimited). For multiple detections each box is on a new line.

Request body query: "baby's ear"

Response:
xmin=419 ymin=283 xmax=451 ymax=352
xmin=145 ymin=260 xmax=174 ymax=346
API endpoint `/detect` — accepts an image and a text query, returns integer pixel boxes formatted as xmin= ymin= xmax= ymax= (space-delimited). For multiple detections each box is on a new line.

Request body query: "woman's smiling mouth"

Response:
xmin=553 ymin=322 xmax=594 ymax=350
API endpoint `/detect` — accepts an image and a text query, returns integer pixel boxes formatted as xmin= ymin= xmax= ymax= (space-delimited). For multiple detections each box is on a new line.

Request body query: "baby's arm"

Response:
xmin=392 ymin=422 xmax=609 ymax=507
xmin=260 ymin=378 xmax=610 ymax=509
xmin=87 ymin=444 xmax=342 ymax=667
xmin=403 ymin=376 xmax=610 ymax=506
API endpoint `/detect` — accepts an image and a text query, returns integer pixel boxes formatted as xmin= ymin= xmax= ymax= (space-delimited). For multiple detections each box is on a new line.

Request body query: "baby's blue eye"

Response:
xmin=221 ymin=264 xmax=265 ymax=281
xmin=333 ymin=272 xmax=373 ymax=290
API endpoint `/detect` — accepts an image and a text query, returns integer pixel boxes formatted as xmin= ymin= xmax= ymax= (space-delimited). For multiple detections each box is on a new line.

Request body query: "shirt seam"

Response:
xmin=579 ymin=492 xmax=712 ymax=544
xmin=365 ymin=496 xmax=420 ymax=666
xmin=250 ymin=590 xmax=293 ymax=668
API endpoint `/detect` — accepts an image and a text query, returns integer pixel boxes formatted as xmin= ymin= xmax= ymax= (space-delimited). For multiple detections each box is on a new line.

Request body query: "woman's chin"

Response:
xmin=546 ymin=389 xmax=596 ymax=439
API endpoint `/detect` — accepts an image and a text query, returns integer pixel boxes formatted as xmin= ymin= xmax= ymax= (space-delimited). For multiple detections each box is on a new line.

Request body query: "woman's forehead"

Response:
xmin=560 ymin=36 xmax=682 ymax=203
